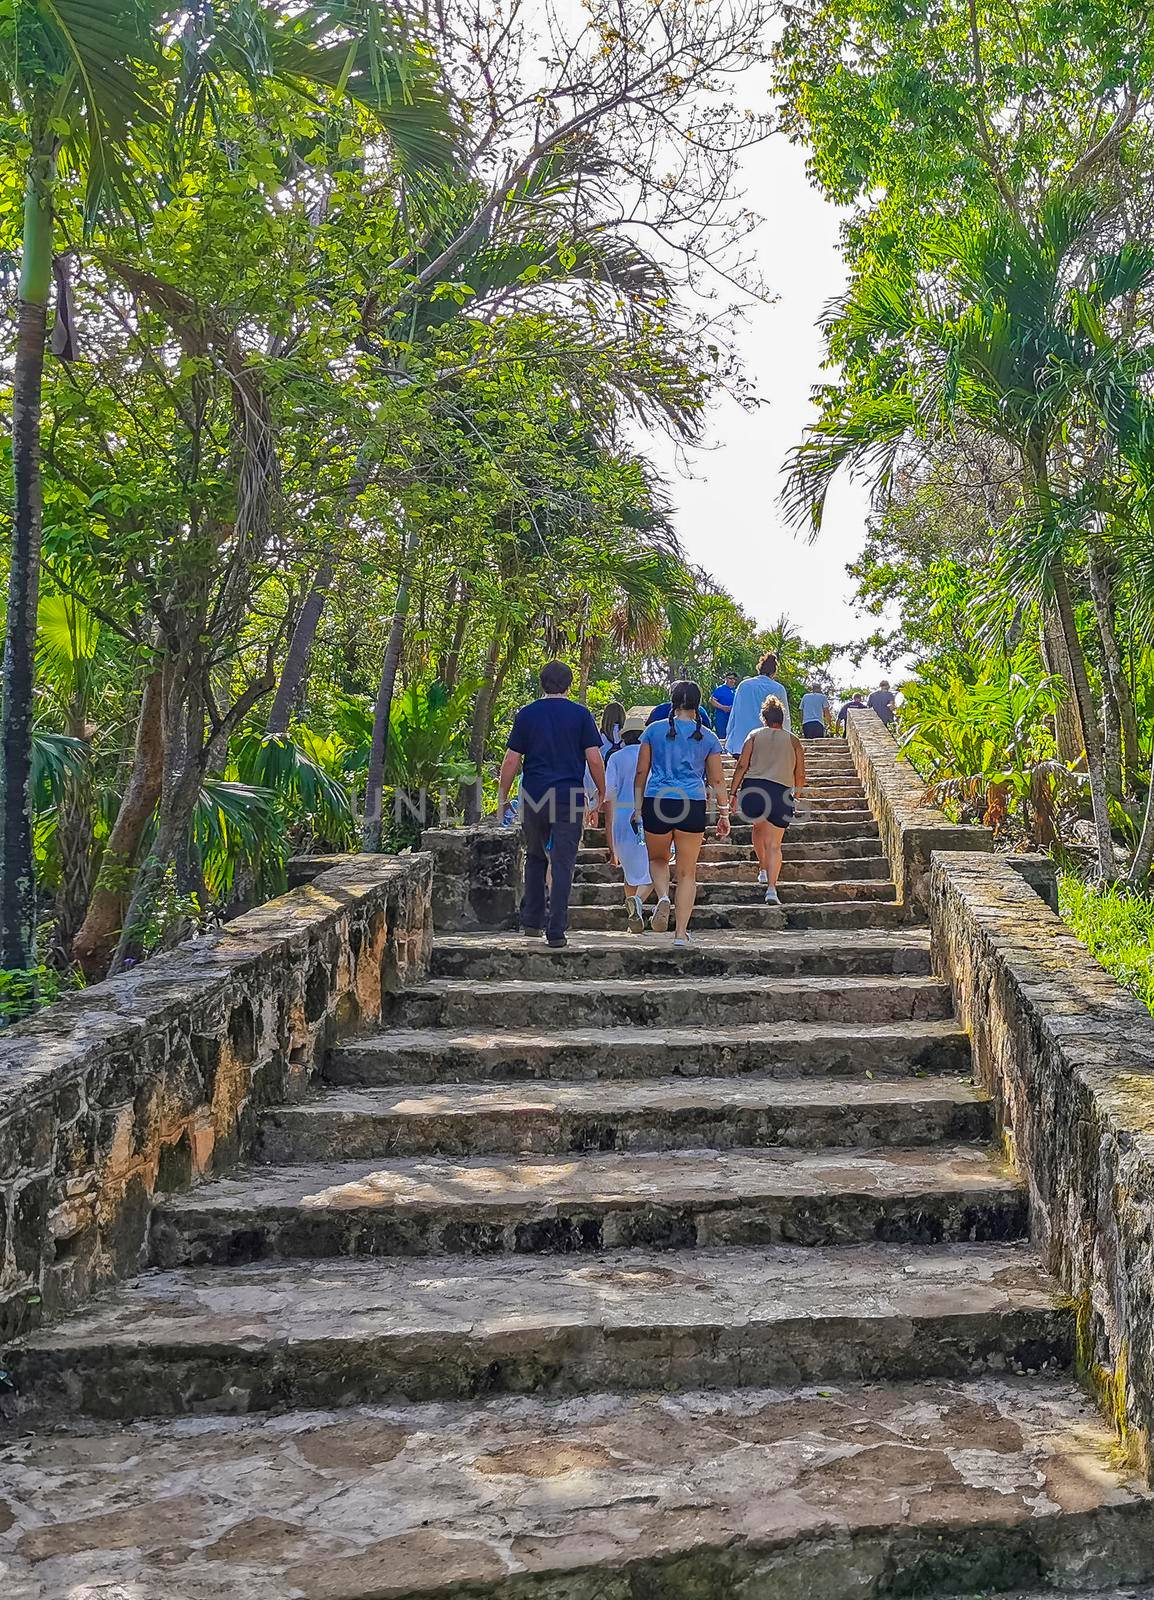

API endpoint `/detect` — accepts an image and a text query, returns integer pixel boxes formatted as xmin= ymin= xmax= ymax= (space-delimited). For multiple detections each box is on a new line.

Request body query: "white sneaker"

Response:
xmin=757 ymin=869 xmax=768 ymax=885
xmin=626 ymin=895 xmax=645 ymax=933
xmin=764 ymin=886 xmax=781 ymax=906
xmin=673 ymin=933 xmax=692 ymax=947
xmin=650 ymin=896 xmax=672 ymax=933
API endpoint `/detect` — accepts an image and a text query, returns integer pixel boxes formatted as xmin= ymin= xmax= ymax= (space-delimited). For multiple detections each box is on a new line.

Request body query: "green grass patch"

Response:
xmin=1059 ymin=871 xmax=1154 ymax=1016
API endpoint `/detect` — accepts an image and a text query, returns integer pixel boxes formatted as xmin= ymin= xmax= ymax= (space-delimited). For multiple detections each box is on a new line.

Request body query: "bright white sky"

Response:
xmin=645 ymin=130 xmax=892 ymax=680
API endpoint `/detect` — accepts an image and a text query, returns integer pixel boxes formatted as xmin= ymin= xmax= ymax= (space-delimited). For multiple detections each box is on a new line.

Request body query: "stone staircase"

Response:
xmin=5 ymin=739 xmax=1154 ymax=1599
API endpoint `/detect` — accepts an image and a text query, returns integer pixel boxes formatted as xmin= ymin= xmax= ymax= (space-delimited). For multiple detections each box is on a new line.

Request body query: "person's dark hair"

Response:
xmin=621 ymin=728 xmax=642 ymax=746
xmin=760 ymin=695 xmax=785 ymax=728
xmin=600 ymin=701 xmax=626 ymax=742
xmin=539 ymin=660 xmax=573 ymax=695
xmin=757 ymin=651 xmax=778 ymax=677
xmin=725 ymin=670 xmax=738 ymax=682
xmin=666 ymin=679 xmax=705 ymax=741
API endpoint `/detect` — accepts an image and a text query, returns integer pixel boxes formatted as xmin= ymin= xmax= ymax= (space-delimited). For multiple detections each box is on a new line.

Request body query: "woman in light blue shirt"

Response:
xmin=631 ymin=681 xmax=730 ymax=946
xmin=725 ymin=651 xmax=792 ymax=750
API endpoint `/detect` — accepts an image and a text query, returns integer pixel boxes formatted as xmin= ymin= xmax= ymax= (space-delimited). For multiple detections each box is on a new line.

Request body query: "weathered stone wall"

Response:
xmin=421 ymin=824 xmax=524 ymax=931
xmin=0 ymin=855 xmax=431 ymax=1341
xmin=930 ymin=850 xmax=1154 ymax=1470
xmin=845 ymin=707 xmax=994 ymax=909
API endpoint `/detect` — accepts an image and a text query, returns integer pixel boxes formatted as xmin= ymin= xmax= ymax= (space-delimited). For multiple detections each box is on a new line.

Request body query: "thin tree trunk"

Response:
xmin=1088 ymin=542 xmax=1140 ymax=795
xmin=362 ymin=524 xmax=421 ymax=852
xmin=1053 ymin=558 xmax=1115 ymax=877
xmin=109 ymin=669 xmax=205 ymax=975
xmin=462 ymin=628 xmax=504 ymax=823
xmin=1041 ymin=608 xmax=1083 ymax=764
xmin=442 ymin=586 xmax=471 ymax=693
xmin=267 ymin=551 xmax=338 ymax=734
xmin=72 ymin=667 xmax=165 ymax=980
xmin=1127 ymin=739 xmax=1154 ymax=884
xmin=1 ymin=145 xmax=54 ymax=974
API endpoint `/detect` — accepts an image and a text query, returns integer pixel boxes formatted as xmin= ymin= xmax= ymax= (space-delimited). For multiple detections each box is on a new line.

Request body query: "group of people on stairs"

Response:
xmin=498 ymin=656 xmax=865 ymax=949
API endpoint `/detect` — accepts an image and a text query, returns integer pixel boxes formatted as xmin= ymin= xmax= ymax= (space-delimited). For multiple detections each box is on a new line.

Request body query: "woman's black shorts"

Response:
xmin=641 ymin=795 xmax=708 ymax=835
xmin=736 ymin=779 xmax=794 ymax=828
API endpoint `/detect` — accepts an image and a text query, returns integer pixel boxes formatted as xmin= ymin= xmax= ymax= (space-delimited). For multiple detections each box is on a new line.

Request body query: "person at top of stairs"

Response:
xmin=631 ymin=680 xmax=731 ymax=945
xmin=728 ymin=693 xmax=806 ymax=906
xmin=724 ymin=649 xmax=792 ymax=750
xmin=497 ymin=659 xmax=605 ymax=949
xmin=603 ymin=710 xmax=654 ymax=932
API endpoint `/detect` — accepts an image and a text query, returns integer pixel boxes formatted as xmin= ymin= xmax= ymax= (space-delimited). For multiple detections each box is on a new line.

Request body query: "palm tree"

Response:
xmin=784 ymin=189 xmax=1154 ymax=878
xmin=0 ymin=1 xmax=456 ymax=976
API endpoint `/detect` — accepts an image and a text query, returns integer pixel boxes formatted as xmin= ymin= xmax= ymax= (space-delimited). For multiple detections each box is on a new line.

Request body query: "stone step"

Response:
xmin=575 ymin=855 xmax=893 ymax=885
xmin=9 ymin=1244 xmax=1067 ymax=1420
xmin=577 ymin=836 xmax=886 ymax=865
xmin=584 ymin=817 xmax=880 ymax=845
xmin=149 ymin=1145 xmax=1026 ymax=1266
xmin=326 ymin=1019 xmax=970 ymax=1086
xmin=389 ymin=974 xmax=950 ymax=1030
xmin=430 ymin=929 xmax=934 ymax=980
xmin=10 ymin=1376 xmax=1151 ymax=1599
xmin=259 ymin=1075 xmax=990 ymax=1161
xmin=568 ymin=900 xmax=911 ymax=930
xmin=570 ymin=878 xmax=897 ymax=907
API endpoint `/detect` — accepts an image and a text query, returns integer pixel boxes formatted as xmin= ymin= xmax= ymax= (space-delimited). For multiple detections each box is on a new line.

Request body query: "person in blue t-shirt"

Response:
xmin=709 ymin=672 xmax=738 ymax=740
xmin=632 ymin=680 xmax=730 ymax=947
xmin=497 ymin=661 xmax=605 ymax=948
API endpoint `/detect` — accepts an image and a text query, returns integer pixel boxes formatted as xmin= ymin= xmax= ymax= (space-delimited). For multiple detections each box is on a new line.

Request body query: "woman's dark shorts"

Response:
xmin=802 ymin=719 xmax=826 ymax=738
xmin=641 ymin=796 xmax=708 ymax=835
xmin=736 ymin=779 xmax=794 ymax=829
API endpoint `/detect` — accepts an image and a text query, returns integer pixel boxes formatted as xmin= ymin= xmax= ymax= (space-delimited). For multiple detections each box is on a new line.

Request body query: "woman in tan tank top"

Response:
xmin=727 ymin=696 xmax=805 ymax=905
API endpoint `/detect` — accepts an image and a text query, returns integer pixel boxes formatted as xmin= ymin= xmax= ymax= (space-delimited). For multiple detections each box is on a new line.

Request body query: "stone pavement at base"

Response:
xmin=3 ymin=740 xmax=1153 ymax=1600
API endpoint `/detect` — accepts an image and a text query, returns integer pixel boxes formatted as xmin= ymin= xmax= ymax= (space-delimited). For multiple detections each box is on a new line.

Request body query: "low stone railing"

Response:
xmin=420 ymin=823 xmax=524 ymax=932
xmin=931 ymin=850 xmax=1154 ymax=1471
xmin=844 ymin=707 xmax=994 ymax=910
xmin=0 ymin=854 xmax=431 ymax=1341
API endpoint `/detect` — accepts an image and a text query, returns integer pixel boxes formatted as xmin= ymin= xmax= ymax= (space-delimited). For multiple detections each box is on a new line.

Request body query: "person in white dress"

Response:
xmin=603 ymin=710 xmax=653 ymax=931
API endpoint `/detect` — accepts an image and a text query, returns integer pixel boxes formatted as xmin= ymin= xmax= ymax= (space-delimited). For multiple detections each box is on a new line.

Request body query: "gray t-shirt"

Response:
xmin=800 ymin=692 xmax=830 ymax=725
xmin=868 ymin=689 xmax=897 ymax=724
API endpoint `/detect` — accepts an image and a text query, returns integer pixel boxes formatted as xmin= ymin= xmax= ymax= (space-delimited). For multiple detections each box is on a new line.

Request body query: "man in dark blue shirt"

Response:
xmin=497 ymin=661 xmax=605 ymax=947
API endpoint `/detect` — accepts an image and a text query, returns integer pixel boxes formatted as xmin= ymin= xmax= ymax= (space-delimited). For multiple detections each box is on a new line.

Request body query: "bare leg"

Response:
xmin=765 ymin=822 xmax=785 ymax=888
xmin=646 ymin=832 xmax=673 ymax=903
xmin=751 ymin=820 xmax=773 ymax=875
xmin=671 ymin=829 xmax=704 ymax=938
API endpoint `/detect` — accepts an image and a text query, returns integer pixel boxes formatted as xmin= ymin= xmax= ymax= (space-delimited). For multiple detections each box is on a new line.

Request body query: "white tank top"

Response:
xmin=742 ymin=726 xmax=797 ymax=786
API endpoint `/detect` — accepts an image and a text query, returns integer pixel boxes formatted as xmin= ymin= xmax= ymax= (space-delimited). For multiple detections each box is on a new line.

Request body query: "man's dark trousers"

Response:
xmin=520 ymin=792 xmax=584 ymax=941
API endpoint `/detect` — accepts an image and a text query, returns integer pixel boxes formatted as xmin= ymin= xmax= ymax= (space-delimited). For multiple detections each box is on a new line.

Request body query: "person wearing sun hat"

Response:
xmin=603 ymin=708 xmax=654 ymax=931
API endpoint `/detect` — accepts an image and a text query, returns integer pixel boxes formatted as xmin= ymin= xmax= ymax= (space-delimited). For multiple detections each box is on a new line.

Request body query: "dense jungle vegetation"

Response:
xmin=0 ymin=0 xmax=812 ymax=1008
xmin=777 ymin=0 xmax=1154 ymax=1003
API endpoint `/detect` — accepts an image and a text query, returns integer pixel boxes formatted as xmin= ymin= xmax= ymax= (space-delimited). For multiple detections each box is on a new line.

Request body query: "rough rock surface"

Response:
xmin=3 ymin=740 xmax=1152 ymax=1599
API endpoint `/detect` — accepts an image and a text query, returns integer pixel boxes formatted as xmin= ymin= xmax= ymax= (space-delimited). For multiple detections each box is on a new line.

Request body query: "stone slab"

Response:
xmin=570 ymin=877 xmax=898 ymax=906
xmin=430 ymin=928 xmax=934 ymax=980
xmin=326 ymin=1018 xmax=971 ymax=1085
xmin=568 ymin=900 xmax=912 ymax=930
xmin=391 ymin=973 xmax=950 ymax=1029
xmin=7 ymin=1244 xmax=1070 ymax=1418
xmin=257 ymin=1074 xmax=991 ymax=1160
xmin=148 ymin=1145 xmax=1027 ymax=1264
xmin=3 ymin=1378 xmax=1153 ymax=1600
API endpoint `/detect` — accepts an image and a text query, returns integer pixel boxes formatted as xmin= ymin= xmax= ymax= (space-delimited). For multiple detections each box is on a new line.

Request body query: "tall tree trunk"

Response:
xmin=1 ymin=143 xmax=55 ymax=974
xmin=1087 ymin=542 xmax=1140 ymax=795
xmin=109 ymin=668 xmax=206 ymax=975
xmin=362 ymin=524 xmax=421 ymax=852
xmin=267 ymin=550 xmax=338 ymax=734
xmin=442 ymin=586 xmax=472 ymax=693
xmin=72 ymin=667 xmax=165 ymax=980
xmin=1127 ymin=740 xmax=1154 ymax=885
xmin=462 ymin=628 xmax=504 ymax=823
xmin=1041 ymin=608 xmax=1084 ymax=764
xmin=1053 ymin=558 xmax=1115 ymax=877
